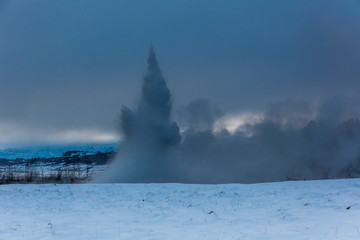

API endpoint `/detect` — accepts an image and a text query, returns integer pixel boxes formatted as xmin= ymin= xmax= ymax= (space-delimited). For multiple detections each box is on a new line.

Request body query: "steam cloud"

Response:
xmin=177 ymin=99 xmax=360 ymax=183
xmin=97 ymin=47 xmax=360 ymax=183
xmin=96 ymin=46 xmax=181 ymax=182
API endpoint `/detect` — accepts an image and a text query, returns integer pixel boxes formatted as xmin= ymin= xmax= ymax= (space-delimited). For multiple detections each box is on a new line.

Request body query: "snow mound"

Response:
xmin=0 ymin=179 xmax=360 ymax=239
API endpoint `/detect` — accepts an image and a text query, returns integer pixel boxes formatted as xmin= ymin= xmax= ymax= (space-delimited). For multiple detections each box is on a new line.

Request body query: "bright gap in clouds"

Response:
xmin=55 ymin=129 xmax=120 ymax=143
xmin=0 ymin=112 xmax=266 ymax=148
xmin=213 ymin=112 xmax=264 ymax=135
xmin=0 ymin=122 xmax=120 ymax=148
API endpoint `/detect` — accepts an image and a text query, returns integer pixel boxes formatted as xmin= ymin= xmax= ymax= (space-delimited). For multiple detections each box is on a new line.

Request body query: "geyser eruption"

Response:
xmin=97 ymin=45 xmax=181 ymax=183
xmin=121 ymin=45 xmax=181 ymax=148
xmin=97 ymin=47 xmax=360 ymax=184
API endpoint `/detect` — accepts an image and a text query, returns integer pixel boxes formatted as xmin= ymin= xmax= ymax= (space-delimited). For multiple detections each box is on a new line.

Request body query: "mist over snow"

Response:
xmin=97 ymin=47 xmax=360 ymax=184
xmin=176 ymin=98 xmax=360 ymax=183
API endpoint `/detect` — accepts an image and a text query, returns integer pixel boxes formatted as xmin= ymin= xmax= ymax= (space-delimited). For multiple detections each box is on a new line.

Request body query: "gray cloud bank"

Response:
xmin=1 ymin=1 xmax=360 ymax=146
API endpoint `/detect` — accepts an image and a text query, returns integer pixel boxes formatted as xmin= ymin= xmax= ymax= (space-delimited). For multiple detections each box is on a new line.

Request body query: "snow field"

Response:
xmin=0 ymin=179 xmax=360 ymax=240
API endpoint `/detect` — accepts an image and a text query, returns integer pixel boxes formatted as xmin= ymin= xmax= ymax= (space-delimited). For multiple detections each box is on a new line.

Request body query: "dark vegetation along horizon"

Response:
xmin=0 ymin=150 xmax=114 ymax=184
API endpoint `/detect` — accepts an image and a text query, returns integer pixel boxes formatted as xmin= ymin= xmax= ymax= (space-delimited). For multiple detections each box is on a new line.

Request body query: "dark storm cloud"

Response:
xmin=0 ymin=0 xmax=359 ymax=145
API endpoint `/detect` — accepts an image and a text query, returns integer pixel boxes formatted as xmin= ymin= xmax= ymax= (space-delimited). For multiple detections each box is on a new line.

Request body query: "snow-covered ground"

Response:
xmin=0 ymin=144 xmax=117 ymax=160
xmin=0 ymin=179 xmax=359 ymax=240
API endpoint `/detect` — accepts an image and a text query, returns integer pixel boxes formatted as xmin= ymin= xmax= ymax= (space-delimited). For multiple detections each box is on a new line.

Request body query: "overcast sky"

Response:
xmin=0 ymin=0 xmax=359 ymax=147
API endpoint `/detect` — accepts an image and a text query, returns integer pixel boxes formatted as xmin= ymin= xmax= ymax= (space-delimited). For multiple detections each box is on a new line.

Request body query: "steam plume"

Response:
xmin=175 ymin=98 xmax=360 ymax=183
xmin=96 ymin=45 xmax=181 ymax=182
xmin=97 ymin=47 xmax=360 ymax=184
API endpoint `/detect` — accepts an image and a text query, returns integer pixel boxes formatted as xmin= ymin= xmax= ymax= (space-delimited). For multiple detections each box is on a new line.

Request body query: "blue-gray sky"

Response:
xmin=0 ymin=0 xmax=360 ymax=146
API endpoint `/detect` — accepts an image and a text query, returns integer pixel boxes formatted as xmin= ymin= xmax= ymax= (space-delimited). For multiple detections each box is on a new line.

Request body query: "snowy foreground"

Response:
xmin=1 ymin=179 xmax=360 ymax=240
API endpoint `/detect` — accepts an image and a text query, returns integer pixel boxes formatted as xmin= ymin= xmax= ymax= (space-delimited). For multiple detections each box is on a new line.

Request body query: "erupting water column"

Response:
xmin=97 ymin=45 xmax=181 ymax=183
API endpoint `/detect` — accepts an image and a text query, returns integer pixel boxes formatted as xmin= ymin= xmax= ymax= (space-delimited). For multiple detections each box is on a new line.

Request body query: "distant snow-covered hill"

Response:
xmin=0 ymin=144 xmax=117 ymax=159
